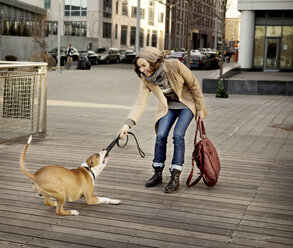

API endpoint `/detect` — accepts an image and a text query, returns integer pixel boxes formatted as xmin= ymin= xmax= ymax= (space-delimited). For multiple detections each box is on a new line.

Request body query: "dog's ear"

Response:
xmin=86 ymin=156 xmax=94 ymax=168
xmin=86 ymin=154 xmax=100 ymax=168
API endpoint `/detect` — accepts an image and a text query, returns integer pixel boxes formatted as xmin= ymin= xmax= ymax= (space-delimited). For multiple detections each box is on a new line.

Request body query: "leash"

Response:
xmin=104 ymin=132 xmax=145 ymax=158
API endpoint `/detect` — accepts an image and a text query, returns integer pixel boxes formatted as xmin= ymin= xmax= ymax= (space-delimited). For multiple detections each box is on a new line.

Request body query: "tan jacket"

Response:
xmin=128 ymin=59 xmax=207 ymax=132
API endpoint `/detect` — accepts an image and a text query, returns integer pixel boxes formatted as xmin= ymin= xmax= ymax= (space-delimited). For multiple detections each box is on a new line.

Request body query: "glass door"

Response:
xmin=265 ymin=38 xmax=280 ymax=71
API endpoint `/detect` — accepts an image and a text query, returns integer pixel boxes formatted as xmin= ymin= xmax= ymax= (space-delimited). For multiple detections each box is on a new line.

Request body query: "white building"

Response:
xmin=237 ymin=0 xmax=293 ymax=71
xmin=20 ymin=0 xmax=166 ymax=51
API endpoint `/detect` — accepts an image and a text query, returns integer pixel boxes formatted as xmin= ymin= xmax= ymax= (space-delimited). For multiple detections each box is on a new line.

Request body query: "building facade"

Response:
xmin=238 ymin=0 xmax=293 ymax=71
xmin=165 ymin=0 xmax=223 ymax=51
xmin=99 ymin=0 xmax=166 ymax=50
xmin=1 ymin=0 xmax=166 ymax=53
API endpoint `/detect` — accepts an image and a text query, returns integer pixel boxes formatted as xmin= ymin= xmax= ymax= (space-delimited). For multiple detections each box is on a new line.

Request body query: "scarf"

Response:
xmin=142 ymin=64 xmax=167 ymax=85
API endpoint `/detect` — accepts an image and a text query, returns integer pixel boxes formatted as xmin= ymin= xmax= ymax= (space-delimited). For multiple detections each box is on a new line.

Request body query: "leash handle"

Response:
xmin=104 ymin=132 xmax=145 ymax=158
xmin=127 ymin=132 xmax=145 ymax=158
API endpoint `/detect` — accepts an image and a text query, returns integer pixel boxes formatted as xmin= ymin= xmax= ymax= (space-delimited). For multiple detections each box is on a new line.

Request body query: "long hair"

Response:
xmin=133 ymin=56 xmax=164 ymax=78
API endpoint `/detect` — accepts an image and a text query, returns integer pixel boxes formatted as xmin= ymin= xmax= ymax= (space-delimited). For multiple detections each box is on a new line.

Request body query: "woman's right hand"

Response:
xmin=119 ymin=124 xmax=129 ymax=139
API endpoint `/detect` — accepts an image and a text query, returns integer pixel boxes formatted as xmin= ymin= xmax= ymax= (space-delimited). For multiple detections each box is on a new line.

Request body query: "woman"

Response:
xmin=119 ymin=46 xmax=207 ymax=193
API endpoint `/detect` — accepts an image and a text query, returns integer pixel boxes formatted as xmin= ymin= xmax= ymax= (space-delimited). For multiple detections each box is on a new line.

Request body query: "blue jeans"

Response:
xmin=153 ymin=108 xmax=194 ymax=170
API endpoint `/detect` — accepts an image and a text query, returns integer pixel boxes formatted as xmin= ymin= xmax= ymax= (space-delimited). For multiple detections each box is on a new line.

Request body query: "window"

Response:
xmin=65 ymin=0 xmax=87 ymax=16
xmin=115 ymin=24 xmax=118 ymax=39
xmin=266 ymin=26 xmax=282 ymax=37
xmin=116 ymin=1 xmax=118 ymax=14
xmin=146 ymin=30 xmax=150 ymax=46
xmin=44 ymin=0 xmax=51 ymax=9
xmin=131 ymin=7 xmax=146 ymax=19
xmin=140 ymin=9 xmax=145 ymax=20
xmin=45 ymin=21 xmax=58 ymax=36
xmin=130 ymin=26 xmax=136 ymax=45
xmin=121 ymin=25 xmax=127 ymax=45
xmin=131 ymin=7 xmax=137 ymax=18
xmin=152 ymin=30 xmax=157 ymax=47
xmin=280 ymin=26 xmax=293 ymax=68
xmin=158 ymin=12 xmax=164 ymax=23
xmin=103 ymin=0 xmax=112 ymax=18
xmin=122 ymin=2 xmax=128 ymax=16
xmin=139 ymin=28 xmax=144 ymax=48
xmin=253 ymin=26 xmax=265 ymax=67
xmin=148 ymin=9 xmax=154 ymax=26
xmin=64 ymin=21 xmax=87 ymax=36
xmin=103 ymin=22 xmax=112 ymax=38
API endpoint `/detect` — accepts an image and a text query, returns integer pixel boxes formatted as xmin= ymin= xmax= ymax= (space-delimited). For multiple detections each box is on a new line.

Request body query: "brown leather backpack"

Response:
xmin=186 ymin=119 xmax=221 ymax=187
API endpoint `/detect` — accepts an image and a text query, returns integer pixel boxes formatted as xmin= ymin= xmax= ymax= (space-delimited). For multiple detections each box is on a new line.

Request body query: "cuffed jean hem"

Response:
xmin=153 ymin=162 xmax=165 ymax=168
xmin=171 ymin=164 xmax=183 ymax=171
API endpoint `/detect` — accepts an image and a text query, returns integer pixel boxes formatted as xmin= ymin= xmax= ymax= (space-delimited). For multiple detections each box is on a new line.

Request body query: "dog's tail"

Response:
xmin=20 ymin=135 xmax=36 ymax=181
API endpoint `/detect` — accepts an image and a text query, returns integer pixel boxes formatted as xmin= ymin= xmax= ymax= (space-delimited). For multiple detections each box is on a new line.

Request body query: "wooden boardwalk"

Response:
xmin=0 ymin=65 xmax=293 ymax=248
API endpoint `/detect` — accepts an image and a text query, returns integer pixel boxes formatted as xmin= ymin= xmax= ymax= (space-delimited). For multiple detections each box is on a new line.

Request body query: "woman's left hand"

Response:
xmin=196 ymin=110 xmax=205 ymax=121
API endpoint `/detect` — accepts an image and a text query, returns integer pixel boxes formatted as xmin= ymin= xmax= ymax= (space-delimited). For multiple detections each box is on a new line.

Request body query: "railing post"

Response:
xmin=38 ymin=64 xmax=47 ymax=137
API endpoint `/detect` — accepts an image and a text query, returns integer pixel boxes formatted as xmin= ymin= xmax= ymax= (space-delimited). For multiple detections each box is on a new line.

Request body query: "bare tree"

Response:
xmin=31 ymin=17 xmax=48 ymax=63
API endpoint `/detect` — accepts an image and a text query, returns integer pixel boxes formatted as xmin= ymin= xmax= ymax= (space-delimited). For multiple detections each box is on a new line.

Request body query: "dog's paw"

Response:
xmin=109 ymin=199 xmax=121 ymax=205
xmin=98 ymin=197 xmax=121 ymax=205
xmin=71 ymin=210 xmax=79 ymax=216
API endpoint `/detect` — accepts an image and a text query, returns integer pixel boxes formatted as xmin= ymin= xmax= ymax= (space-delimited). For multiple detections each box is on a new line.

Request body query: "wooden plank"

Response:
xmin=1 ymin=68 xmax=293 ymax=248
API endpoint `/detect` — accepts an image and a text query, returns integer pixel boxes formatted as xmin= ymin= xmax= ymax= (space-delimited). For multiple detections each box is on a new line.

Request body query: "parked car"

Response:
xmin=79 ymin=50 xmax=99 ymax=65
xmin=48 ymin=47 xmax=80 ymax=66
xmin=95 ymin=47 xmax=120 ymax=64
xmin=119 ymin=49 xmax=136 ymax=63
xmin=191 ymin=49 xmax=201 ymax=54
xmin=203 ymin=52 xmax=220 ymax=69
xmin=183 ymin=53 xmax=209 ymax=70
xmin=165 ymin=52 xmax=187 ymax=62
xmin=199 ymin=48 xmax=212 ymax=53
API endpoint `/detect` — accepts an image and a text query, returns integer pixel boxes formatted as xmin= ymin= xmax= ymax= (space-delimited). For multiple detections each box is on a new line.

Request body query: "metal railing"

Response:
xmin=0 ymin=61 xmax=47 ymax=143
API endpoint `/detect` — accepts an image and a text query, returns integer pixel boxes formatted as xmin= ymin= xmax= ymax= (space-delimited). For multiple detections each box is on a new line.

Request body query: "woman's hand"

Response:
xmin=196 ymin=110 xmax=205 ymax=121
xmin=119 ymin=124 xmax=129 ymax=139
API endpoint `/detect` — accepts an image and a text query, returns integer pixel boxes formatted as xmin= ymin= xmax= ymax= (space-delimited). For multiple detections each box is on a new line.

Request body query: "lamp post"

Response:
xmin=135 ymin=0 xmax=140 ymax=54
xmin=57 ymin=0 xmax=62 ymax=73
xmin=214 ymin=0 xmax=218 ymax=51
xmin=186 ymin=0 xmax=193 ymax=69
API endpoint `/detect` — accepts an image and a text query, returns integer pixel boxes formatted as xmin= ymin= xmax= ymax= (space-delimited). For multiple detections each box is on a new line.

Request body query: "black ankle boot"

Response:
xmin=165 ymin=169 xmax=181 ymax=193
xmin=145 ymin=166 xmax=163 ymax=187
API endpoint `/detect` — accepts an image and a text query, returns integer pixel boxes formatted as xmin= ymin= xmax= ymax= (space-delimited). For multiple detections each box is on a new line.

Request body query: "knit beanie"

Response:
xmin=136 ymin=46 xmax=163 ymax=64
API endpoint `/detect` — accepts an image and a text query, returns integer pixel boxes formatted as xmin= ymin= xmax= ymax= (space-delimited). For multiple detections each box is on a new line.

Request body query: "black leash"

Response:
xmin=104 ymin=132 xmax=145 ymax=158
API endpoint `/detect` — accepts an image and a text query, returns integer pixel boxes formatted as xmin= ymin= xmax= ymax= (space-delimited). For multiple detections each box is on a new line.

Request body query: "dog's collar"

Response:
xmin=81 ymin=163 xmax=96 ymax=180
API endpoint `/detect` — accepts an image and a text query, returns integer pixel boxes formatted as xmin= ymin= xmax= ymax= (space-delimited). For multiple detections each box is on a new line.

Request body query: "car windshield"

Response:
xmin=50 ymin=48 xmax=65 ymax=53
xmin=191 ymin=50 xmax=200 ymax=53
xmin=171 ymin=52 xmax=185 ymax=57
xmin=96 ymin=48 xmax=108 ymax=54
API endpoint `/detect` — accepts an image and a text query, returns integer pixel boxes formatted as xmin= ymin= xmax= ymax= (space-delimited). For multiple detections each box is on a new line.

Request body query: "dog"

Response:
xmin=20 ymin=135 xmax=121 ymax=216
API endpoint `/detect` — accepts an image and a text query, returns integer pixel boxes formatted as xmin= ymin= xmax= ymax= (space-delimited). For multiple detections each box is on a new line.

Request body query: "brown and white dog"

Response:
xmin=20 ymin=135 xmax=121 ymax=216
